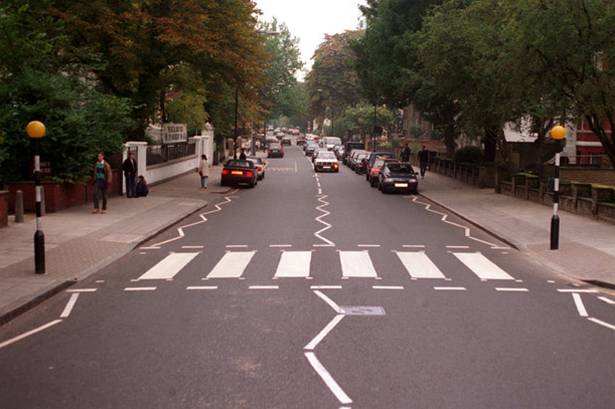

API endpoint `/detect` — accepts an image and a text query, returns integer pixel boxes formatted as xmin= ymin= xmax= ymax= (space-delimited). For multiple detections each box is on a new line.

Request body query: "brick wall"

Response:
xmin=0 ymin=191 xmax=8 ymax=227
xmin=557 ymin=168 xmax=615 ymax=185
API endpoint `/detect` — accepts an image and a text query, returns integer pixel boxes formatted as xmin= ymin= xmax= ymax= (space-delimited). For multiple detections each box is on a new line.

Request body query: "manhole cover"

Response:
xmin=340 ymin=306 xmax=386 ymax=316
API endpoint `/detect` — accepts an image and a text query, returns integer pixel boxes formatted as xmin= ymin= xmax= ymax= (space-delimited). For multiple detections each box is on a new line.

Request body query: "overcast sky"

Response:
xmin=255 ymin=0 xmax=366 ymax=78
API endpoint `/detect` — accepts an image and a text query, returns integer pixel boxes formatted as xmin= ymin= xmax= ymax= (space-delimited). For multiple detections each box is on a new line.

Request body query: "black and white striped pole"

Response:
xmin=26 ymin=120 xmax=46 ymax=274
xmin=550 ymin=125 xmax=567 ymax=250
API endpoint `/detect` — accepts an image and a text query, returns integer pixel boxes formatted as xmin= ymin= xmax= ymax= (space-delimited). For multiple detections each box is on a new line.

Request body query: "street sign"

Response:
xmin=162 ymin=123 xmax=187 ymax=144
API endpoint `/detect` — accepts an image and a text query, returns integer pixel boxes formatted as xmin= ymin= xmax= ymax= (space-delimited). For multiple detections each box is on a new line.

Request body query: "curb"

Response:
xmin=418 ymin=193 xmax=522 ymax=251
xmin=0 ymin=200 xmax=209 ymax=326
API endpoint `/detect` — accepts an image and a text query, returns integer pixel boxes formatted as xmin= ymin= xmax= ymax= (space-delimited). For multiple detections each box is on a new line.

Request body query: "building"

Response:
xmin=573 ymin=118 xmax=610 ymax=166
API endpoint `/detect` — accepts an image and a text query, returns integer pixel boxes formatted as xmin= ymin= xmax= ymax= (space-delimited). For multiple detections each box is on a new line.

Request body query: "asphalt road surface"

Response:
xmin=1 ymin=146 xmax=614 ymax=409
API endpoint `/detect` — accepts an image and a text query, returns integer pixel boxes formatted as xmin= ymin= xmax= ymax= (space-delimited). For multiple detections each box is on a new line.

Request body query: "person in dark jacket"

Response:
xmin=400 ymin=144 xmax=411 ymax=162
xmin=239 ymin=149 xmax=247 ymax=160
xmin=136 ymin=175 xmax=149 ymax=197
xmin=418 ymin=145 xmax=429 ymax=178
xmin=121 ymin=151 xmax=138 ymax=198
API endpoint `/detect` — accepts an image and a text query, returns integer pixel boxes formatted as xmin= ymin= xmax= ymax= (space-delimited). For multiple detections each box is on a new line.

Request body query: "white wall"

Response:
xmin=145 ymin=156 xmax=198 ymax=185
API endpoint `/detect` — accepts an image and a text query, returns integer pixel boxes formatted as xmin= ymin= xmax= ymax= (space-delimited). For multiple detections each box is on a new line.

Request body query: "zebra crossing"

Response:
xmin=136 ymin=249 xmax=518 ymax=283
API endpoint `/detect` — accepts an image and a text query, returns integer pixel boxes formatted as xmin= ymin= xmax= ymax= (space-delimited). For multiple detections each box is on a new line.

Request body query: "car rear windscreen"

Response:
xmin=318 ymin=152 xmax=336 ymax=159
xmin=227 ymin=160 xmax=253 ymax=168
xmin=388 ymin=164 xmax=414 ymax=173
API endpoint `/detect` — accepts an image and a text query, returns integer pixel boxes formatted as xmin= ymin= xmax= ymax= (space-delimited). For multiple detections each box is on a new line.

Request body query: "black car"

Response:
xmin=221 ymin=159 xmax=258 ymax=188
xmin=378 ymin=162 xmax=418 ymax=194
xmin=354 ymin=151 xmax=372 ymax=174
xmin=268 ymin=143 xmax=284 ymax=158
xmin=343 ymin=141 xmax=365 ymax=163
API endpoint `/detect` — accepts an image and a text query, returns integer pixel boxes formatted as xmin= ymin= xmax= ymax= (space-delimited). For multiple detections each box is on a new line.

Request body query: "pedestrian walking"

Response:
xmin=239 ymin=149 xmax=247 ymax=160
xmin=418 ymin=145 xmax=429 ymax=178
xmin=198 ymin=154 xmax=210 ymax=189
xmin=121 ymin=151 xmax=138 ymax=198
xmin=92 ymin=152 xmax=112 ymax=214
xmin=400 ymin=144 xmax=411 ymax=162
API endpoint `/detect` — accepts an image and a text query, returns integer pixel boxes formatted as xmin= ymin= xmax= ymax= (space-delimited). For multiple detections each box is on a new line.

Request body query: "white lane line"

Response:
xmin=357 ymin=244 xmax=381 ymax=248
xmin=318 ymin=188 xmax=323 ymax=195
xmin=446 ymin=245 xmax=470 ymax=249
xmin=495 ymin=287 xmax=529 ymax=292
xmin=140 ymin=246 xmax=161 ymax=250
xmin=557 ymin=289 xmax=598 ymax=293
xmin=0 ymin=319 xmax=63 ymax=350
xmin=137 ymin=252 xmax=199 ymax=280
xmin=295 ymin=160 xmax=298 ymax=173
xmin=206 ymin=251 xmax=256 ymax=278
xmin=314 ymin=290 xmax=342 ymax=314
xmin=304 ymin=352 xmax=353 ymax=405
xmin=314 ymin=195 xmax=335 ymax=247
xmin=434 ymin=286 xmax=467 ymax=291
xmin=547 ymin=280 xmax=556 ymax=284
xmin=249 ymin=285 xmax=279 ymax=290
xmin=395 ymin=251 xmax=446 ymax=279
xmin=311 ymin=285 xmax=343 ymax=290
xmin=411 ymin=196 xmax=501 ymax=248
xmin=587 ymin=317 xmax=615 ymax=331
xmin=453 ymin=252 xmax=515 ymax=280
xmin=339 ymin=251 xmax=378 ymax=278
xmin=270 ymin=244 xmax=293 ymax=248
xmin=66 ymin=288 xmax=97 ymax=293
xmin=226 ymin=245 xmax=248 ymax=248
xmin=491 ymin=246 xmax=511 ymax=250
xmin=598 ymin=296 xmax=615 ymax=305
xmin=182 ymin=245 xmax=204 ymax=249
xmin=305 ymin=314 xmax=345 ymax=350
xmin=124 ymin=287 xmax=157 ymax=292
xmin=95 ymin=280 xmax=105 ymax=283
xmin=403 ymin=245 xmax=425 ymax=248
xmin=148 ymin=193 xmax=237 ymax=248
xmin=186 ymin=286 xmax=218 ymax=290
xmin=59 ymin=293 xmax=80 ymax=318
xmin=373 ymin=285 xmax=404 ymax=290
xmin=572 ymin=293 xmax=588 ymax=317
xmin=275 ymin=251 xmax=312 ymax=278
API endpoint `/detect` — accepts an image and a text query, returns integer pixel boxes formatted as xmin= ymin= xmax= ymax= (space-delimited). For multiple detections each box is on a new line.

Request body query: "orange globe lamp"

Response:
xmin=551 ymin=125 xmax=566 ymax=140
xmin=26 ymin=121 xmax=46 ymax=139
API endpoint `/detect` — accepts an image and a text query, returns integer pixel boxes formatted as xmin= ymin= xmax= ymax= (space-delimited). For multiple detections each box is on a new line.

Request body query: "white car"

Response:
xmin=314 ymin=151 xmax=340 ymax=173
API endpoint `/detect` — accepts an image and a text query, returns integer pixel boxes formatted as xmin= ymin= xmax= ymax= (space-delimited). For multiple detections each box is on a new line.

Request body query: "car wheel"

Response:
xmin=411 ymin=188 xmax=418 ymax=195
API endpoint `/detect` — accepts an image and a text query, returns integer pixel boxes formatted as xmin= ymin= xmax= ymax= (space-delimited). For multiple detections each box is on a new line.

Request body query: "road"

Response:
xmin=1 ymin=145 xmax=614 ymax=409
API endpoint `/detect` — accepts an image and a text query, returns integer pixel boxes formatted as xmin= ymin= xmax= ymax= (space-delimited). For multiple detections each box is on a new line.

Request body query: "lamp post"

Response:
xmin=26 ymin=120 xmax=46 ymax=274
xmin=550 ymin=125 xmax=567 ymax=250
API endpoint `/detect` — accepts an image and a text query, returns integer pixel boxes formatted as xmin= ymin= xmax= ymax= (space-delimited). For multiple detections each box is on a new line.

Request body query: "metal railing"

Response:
xmin=146 ymin=142 xmax=196 ymax=166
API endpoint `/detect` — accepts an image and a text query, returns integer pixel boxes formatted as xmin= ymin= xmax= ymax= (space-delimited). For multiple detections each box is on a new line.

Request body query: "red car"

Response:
xmin=368 ymin=157 xmax=396 ymax=187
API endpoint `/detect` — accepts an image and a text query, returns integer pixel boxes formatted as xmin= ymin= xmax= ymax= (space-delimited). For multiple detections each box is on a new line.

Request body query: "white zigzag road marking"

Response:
xmin=148 ymin=190 xmax=239 ymax=248
xmin=314 ymin=195 xmax=335 ymax=247
xmin=411 ymin=195 xmax=499 ymax=248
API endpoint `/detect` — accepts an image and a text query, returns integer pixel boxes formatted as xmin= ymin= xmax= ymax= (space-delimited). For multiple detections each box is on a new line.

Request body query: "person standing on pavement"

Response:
xmin=198 ymin=154 xmax=210 ymax=189
xmin=121 ymin=151 xmax=137 ymax=198
xmin=418 ymin=145 xmax=429 ymax=178
xmin=239 ymin=149 xmax=247 ymax=160
xmin=92 ymin=152 xmax=112 ymax=214
xmin=400 ymin=144 xmax=411 ymax=162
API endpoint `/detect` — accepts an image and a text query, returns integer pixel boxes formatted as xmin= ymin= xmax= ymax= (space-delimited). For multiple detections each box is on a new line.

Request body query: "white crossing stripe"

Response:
xmin=395 ymin=251 xmax=446 ymax=279
xmin=275 ymin=251 xmax=312 ymax=278
xmin=339 ymin=251 xmax=378 ymax=278
xmin=453 ymin=252 xmax=514 ymax=280
xmin=207 ymin=251 xmax=256 ymax=278
xmin=137 ymin=252 xmax=199 ymax=280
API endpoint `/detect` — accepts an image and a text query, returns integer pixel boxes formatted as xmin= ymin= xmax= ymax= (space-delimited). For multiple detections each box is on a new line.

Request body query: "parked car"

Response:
xmin=314 ymin=151 xmax=340 ymax=172
xmin=353 ymin=151 xmax=372 ymax=174
xmin=347 ymin=149 xmax=365 ymax=169
xmin=333 ymin=145 xmax=344 ymax=160
xmin=281 ymin=136 xmax=292 ymax=146
xmin=268 ymin=142 xmax=284 ymax=158
xmin=365 ymin=151 xmax=395 ymax=180
xmin=246 ymin=156 xmax=266 ymax=180
xmin=343 ymin=141 xmax=365 ymax=163
xmin=378 ymin=162 xmax=418 ymax=194
xmin=367 ymin=157 xmax=396 ymax=187
xmin=221 ymin=159 xmax=258 ymax=188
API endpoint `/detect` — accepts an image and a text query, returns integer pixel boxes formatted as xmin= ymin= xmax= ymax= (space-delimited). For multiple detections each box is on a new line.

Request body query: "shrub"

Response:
xmin=454 ymin=146 xmax=483 ymax=164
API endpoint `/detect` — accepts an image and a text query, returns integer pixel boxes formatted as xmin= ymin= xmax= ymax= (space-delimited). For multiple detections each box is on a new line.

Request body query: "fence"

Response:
xmin=146 ymin=142 xmax=196 ymax=166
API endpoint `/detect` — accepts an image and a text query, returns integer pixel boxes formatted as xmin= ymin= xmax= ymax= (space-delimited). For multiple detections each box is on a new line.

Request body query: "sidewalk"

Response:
xmin=0 ymin=168 xmax=222 ymax=324
xmin=418 ymin=172 xmax=615 ymax=288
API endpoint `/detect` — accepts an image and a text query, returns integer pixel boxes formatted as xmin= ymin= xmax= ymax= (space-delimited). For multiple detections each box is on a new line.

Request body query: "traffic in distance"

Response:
xmin=220 ymin=128 xmax=419 ymax=194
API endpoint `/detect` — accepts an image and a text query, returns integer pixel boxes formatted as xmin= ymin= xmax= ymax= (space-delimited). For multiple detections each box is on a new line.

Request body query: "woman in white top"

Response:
xmin=198 ymin=154 xmax=210 ymax=188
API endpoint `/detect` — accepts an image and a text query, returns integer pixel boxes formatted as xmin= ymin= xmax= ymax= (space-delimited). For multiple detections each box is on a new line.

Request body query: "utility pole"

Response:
xmin=234 ymin=87 xmax=239 ymax=159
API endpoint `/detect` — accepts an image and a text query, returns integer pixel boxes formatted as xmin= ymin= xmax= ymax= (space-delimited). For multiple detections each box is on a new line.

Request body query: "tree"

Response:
xmin=332 ymin=103 xmax=398 ymax=143
xmin=306 ymin=31 xmax=365 ymax=123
